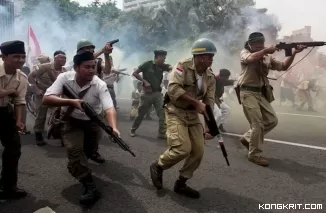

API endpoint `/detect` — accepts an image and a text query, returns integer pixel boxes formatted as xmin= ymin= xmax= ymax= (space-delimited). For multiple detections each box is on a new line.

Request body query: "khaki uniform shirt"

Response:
xmin=239 ymin=49 xmax=283 ymax=87
xmin=166 ymin=58 xmax=216 ymax=124
xmin=32 ymin=62 xmax=66 ymax=91
xmin=0 ymin=63 xmax=28 ymax=107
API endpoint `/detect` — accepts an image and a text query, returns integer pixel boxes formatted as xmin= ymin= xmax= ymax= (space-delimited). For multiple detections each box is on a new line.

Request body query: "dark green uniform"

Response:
xmin=130 ymin=61 xmax=170 ymax=137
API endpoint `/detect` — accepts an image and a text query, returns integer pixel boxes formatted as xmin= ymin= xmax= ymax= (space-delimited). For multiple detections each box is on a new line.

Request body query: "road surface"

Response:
xmin=0 ymin=99 xmax=325 ymax=213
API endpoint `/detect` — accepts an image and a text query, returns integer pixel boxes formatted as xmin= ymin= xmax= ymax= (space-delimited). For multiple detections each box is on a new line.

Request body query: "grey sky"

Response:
xmin=75 ymin=0 xmax=326 ymax=40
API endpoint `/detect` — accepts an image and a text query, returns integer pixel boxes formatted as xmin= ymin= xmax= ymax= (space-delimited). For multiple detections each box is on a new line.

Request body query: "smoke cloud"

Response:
xmin=5 ymin=1 xmax=281 ymax=98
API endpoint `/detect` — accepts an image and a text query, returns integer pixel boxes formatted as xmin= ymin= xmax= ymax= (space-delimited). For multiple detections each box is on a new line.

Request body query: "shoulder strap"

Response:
xmin=61 ymin=86 xmax=92 ymax=121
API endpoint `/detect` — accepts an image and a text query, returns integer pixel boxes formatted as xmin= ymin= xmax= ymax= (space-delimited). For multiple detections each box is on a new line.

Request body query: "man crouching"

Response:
xmin=42 ymin=51 xmax=120 ymax=205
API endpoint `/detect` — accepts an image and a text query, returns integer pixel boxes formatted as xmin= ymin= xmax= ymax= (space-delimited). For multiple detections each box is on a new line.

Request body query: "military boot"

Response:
xmin=0 ymin=185 xmax=27 ymax=200
xmin=89 ymin=152 xmax=105 ymax=164
xmin=35 ymin=132 xmax=46 ymax=146
xmin=174 ymin=176 xmax=200 ymax=199
xmin=79 ymin=175 xmax=101 ymax=206
xmin=150 ymin=162 xmax=163 ymax=190
xmin=248 ymin=156 xmax=269 ymax=167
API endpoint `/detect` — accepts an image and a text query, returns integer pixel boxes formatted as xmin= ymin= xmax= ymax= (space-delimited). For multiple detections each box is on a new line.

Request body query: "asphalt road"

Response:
xmin=0 ymin=98 xmax=325 ymax=213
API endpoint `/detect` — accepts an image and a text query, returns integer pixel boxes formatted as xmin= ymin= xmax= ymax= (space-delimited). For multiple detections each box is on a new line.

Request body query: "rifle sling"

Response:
xmin=61 ymin=86 xmax=91 ymax=121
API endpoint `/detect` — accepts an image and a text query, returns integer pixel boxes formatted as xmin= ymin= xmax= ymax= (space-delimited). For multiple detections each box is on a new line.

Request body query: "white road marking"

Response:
xmin=276 ymin=112 xmax=326 ymax=119
xmin=223 ymin=132 xmax=326 ymax=151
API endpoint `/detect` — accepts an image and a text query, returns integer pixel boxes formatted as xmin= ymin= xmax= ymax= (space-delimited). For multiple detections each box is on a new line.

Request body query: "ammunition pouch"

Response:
xmin=262 ymin=85 xmax=275 ymax=103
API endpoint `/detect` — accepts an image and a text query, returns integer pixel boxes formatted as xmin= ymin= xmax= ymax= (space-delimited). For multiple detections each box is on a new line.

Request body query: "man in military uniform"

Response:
xmin=43 ymin=51 xmax=119 ymax=206
xmin=0 ymin=40 xmax=29 ymax=200
xmin=150 ymin=39 xmax=216 ymax=198
xmin=214 ymin=69 xmax=235 ymax=132
xmin=130 ymin=79 xmax=153 ymax=120
xmin=130 ymin=50 xmax=173 ymax=138
xmin=28 ymin=51 xmax=67 ymax=146
xmin=238 ymin=32 xmax=305 ymax=167
xmin=76 ymin=40 xmax=112 ymax=163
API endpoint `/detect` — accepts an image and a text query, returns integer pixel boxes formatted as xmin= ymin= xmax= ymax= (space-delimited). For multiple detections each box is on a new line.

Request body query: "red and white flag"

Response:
xmin=27 ymin=24 xmax=41 ymax=65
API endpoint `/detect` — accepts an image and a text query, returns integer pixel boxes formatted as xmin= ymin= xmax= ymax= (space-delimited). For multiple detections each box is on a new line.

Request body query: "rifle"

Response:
xmin=112 ymin=68 xmax=130 ymax=76
xmin=276 ymin=42 xmax=326 ymax=57
xmin=204 ymin=105 xmax=230 ymax=166
xmin=62 ymin=84 xmax=136 ymax=157
xmin=108 ymin=39 xmax=119 ymax=46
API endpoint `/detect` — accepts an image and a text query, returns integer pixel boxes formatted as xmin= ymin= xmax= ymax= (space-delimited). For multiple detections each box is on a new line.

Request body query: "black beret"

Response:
xmin=0 ymin=40 xmax=25 ymax=55
xmin=73 ymin=51 xmax=94 ymax=65
xmin=54 ymin=50 xmax=66 ymax=57
xmin=154 ymin=50 xmax=167 ymax=57
xmin=248 ymin=32 xmax=265 ymax=43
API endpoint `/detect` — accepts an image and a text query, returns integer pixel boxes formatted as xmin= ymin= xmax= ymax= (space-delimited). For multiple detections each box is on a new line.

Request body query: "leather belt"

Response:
xmin=240 ymin=85 xmax=262 ymax=93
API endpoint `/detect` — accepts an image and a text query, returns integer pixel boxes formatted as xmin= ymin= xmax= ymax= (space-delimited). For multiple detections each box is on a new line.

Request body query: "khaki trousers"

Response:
xmin=240 ymin=91 xmax=278 ymax=158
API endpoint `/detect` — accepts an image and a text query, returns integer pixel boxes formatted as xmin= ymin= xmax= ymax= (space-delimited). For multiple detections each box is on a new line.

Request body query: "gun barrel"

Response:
xmin=297 ymin=41 xmax=326 ymax=47
xmin=108 ymin=39 xmax=119 ymax=45
xmin=219 ymin=142 xmax=230 ymax=166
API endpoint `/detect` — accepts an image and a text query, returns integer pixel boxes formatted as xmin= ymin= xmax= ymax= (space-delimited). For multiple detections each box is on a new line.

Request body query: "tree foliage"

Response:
xmin=20 ymin=0 xmax=281 ymax=54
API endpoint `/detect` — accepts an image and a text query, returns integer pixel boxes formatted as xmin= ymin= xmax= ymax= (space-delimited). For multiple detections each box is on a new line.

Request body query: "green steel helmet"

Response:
xmin=191 ymin=38 xmax=217 ymax=55
xmin=76 ymin=39 xmax=95 ymax=51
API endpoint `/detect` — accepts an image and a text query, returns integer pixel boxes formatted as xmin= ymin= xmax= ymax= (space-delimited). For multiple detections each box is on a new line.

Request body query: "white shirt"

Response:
xmin=44 ymin=71 xmax=114 ymax=120
xmin=196 ymin=73 xmax=203 ymax=93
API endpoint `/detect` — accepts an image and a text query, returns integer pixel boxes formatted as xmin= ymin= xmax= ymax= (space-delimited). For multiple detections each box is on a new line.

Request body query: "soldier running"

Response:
xmin=75 ymin=39 xmax=112 ymax=163
xmin=130 ymin=50 xmax=172 ymax=138
xmin=150 ymin=39 xmax=216 ymax=198
xmin=237 ymin=32 xmax=305 ymax=167
xmin=0 ymin=40 xmax=29 ymax=200
xmin=28 ymin=51 xmax=67 ymax=145
xmin=43 ymin=51 xmax=119 ymax=206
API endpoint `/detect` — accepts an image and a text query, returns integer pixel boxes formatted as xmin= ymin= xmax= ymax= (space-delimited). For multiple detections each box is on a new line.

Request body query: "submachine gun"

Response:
xmin=62 ymin=84 xmax=136 ymax=157
xmin=204 ymin=105 xmax=230 ymax=166
xmin=276 ymin=41 xmax=326 ymax=57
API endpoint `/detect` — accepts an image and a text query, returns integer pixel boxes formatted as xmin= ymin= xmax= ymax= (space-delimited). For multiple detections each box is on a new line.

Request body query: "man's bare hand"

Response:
xmin=70 ymin=99 xmax=84 ymax=110
xmin=294 ymin=45 xmax=307 ymax=54
xmin=113 ymin=128 xmax=120 ymax=137
xmin=104 ymin=43 xmax=113 ymax=54
xmin=264 ymin=45 xmax=277 ymax=54
xmin=204 ymin=132 xmax=214 ymax=140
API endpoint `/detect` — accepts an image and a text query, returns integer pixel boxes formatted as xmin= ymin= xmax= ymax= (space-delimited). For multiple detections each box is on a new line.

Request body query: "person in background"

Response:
xmin=214 ymin=69 xmax=235 ymax=132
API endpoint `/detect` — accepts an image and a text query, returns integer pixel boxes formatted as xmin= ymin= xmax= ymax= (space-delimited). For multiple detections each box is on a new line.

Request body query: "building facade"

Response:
xmin=123 ymin=0 xmax=165 ymax=12
xmin=0 ymin=0 xmax=15 ymax=40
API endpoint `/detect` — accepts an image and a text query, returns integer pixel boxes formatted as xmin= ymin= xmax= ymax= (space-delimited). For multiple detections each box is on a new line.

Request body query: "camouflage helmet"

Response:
xmin=76 ymin=39 xmax=95 ymax=52
xmin=191 ymin=38 xmax=217 ymax=55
